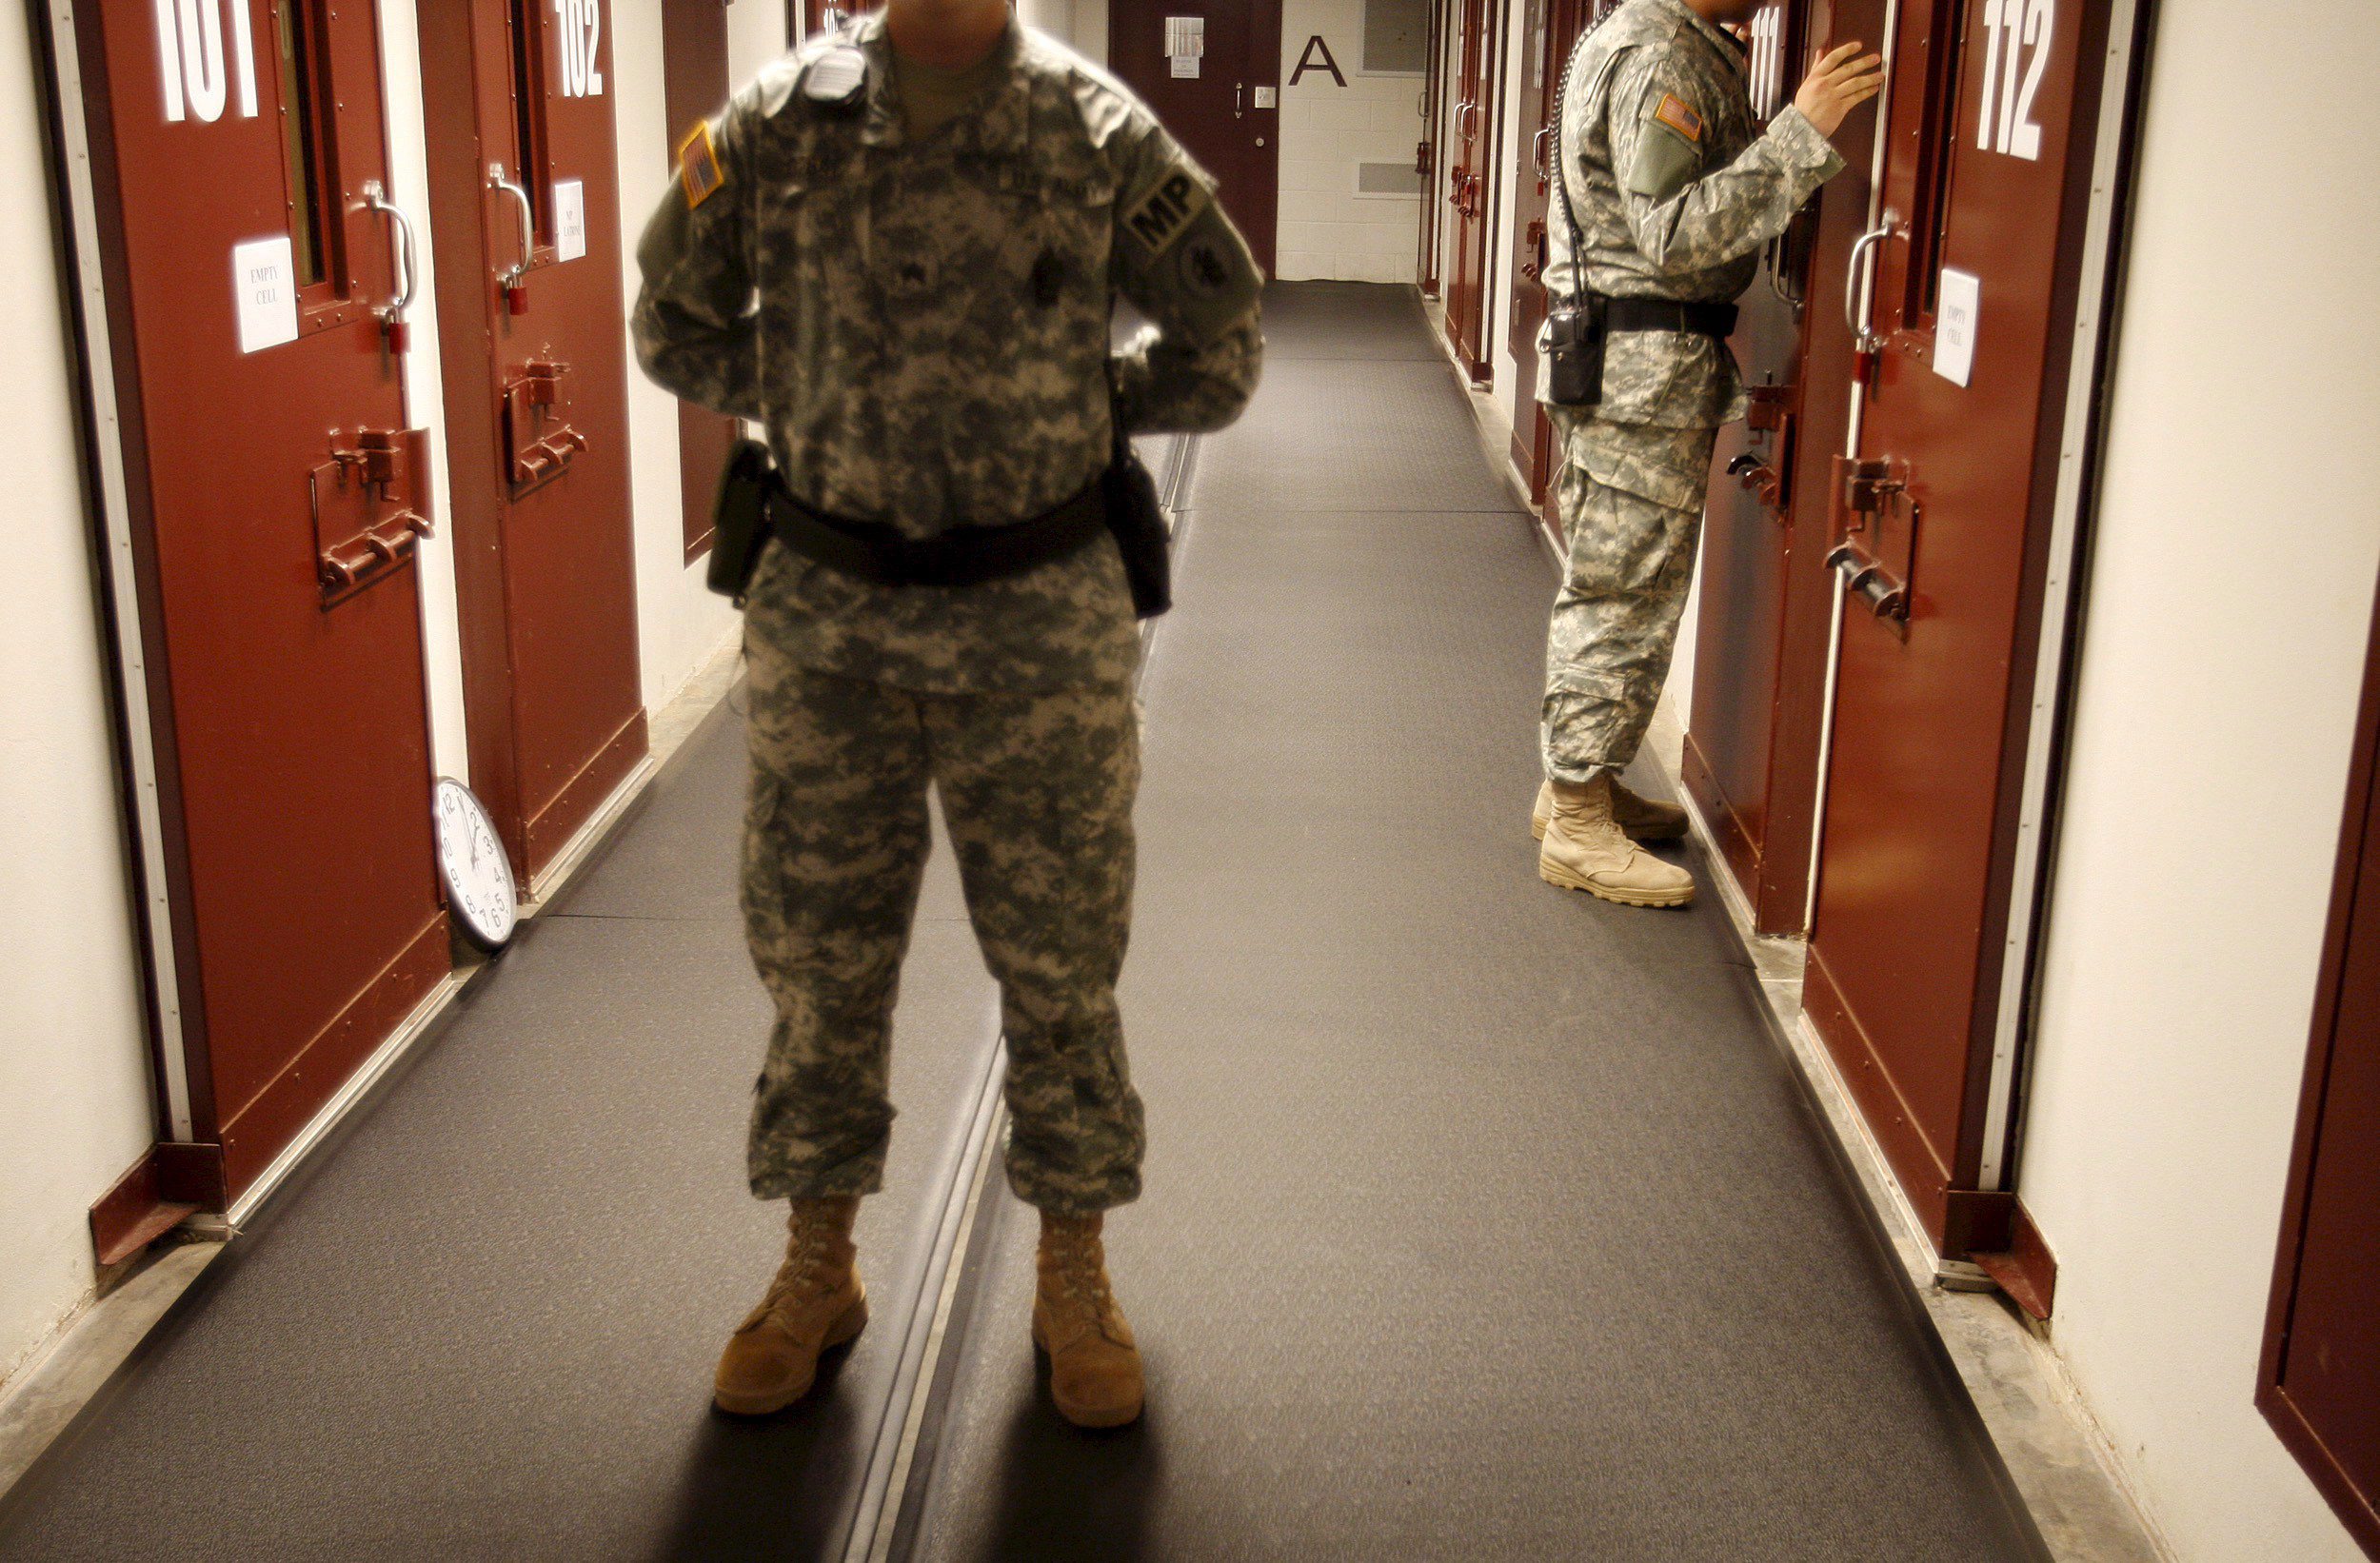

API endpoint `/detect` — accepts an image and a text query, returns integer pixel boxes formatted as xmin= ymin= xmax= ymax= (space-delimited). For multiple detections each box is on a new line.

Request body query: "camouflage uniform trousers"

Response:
xmin=741 ymin=630 xmax=1145 ymax=1217
xmin=1541 ymin=407 xmax=1719 ymax=783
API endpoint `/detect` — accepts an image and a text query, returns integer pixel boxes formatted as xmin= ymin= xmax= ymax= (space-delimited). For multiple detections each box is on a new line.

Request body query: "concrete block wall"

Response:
xmin=1275 ymin=0 xmax=1425 ymax=282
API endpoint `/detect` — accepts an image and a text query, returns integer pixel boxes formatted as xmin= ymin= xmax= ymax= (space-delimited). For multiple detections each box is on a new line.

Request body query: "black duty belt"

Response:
xmin=1603 ymin=297 xmax=1740 ymax=339
xmin=765 ymin=477 xmax=1108 ymax=588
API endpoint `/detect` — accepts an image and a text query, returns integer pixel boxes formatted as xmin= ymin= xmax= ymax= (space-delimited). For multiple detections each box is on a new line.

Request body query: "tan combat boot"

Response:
xmin=713 ymin=1196 xmax=868 ymax=1415
xmin=1538 ymin=774 xmax=1696 ymax=907
xmin=1031 ymin=1212 xmax=1144 ymax=1429
xmin=1532 ymin=778 xmax=1689 ymax=843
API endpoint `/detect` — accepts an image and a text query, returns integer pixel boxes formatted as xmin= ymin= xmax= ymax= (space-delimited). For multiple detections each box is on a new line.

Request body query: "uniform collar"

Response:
xmin=855 ymin=10 xmax=1033 ymax=154
xmin=1645 ymin=0 xmax=1749 ymax=80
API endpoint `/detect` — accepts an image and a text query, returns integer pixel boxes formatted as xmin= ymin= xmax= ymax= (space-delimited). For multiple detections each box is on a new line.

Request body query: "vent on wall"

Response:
xmin=1357 ymin=162 xmax=1424 ymax=197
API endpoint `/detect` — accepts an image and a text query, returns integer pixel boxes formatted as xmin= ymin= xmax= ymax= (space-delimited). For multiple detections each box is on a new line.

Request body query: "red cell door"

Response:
xmin=664 ymin=0 xmax=738 ymax=561
xmin=1105 ymin=0 xmax=1283 ymax=274
xmin=420 ymin=0 xmax=646 ymax=890
xmin=2261 ymin=565 xmax=2380 ymax=1557
xmin=1802 ymin=0 xmax=2115 ymax=1255
xmin=1504 ymin=0 xmax=1593 ymax=511
xmin=71 ymin=0 xmax=448 ymax=1200
xmin=1683 ymin=0 xmax=1872 ymax=936
xmin=1440 ymin=0 xmax=1500 ymax=383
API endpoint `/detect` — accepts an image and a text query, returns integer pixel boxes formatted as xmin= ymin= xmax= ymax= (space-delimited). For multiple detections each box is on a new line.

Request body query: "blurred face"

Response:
xmin=1693 ymin=0 xmax=1768 ymax=23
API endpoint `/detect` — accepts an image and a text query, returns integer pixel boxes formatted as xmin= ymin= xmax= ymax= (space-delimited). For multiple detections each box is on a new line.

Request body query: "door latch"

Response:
xmin=1727 ymin=451 xmax=1785 ymax=513
xmin=1839 ymin=457 xmax=1905 ymax=513
xmin=1828 ymin=454 xmax=1916 ymax=625
xmin=312 ymin=426 xmax=433 ymax=603
xmin=1726 ymin=383 xmax=1800 ymax=518
xmin=504 ymin=359 xmax=587 ymax=489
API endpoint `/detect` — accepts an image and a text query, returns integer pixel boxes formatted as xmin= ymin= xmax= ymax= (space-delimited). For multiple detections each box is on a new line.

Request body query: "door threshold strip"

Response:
xmin=0 ymin=1243 xmax=220 ymax=1510
xmin=1644 ymin=706 xmax=2167 ymax=1563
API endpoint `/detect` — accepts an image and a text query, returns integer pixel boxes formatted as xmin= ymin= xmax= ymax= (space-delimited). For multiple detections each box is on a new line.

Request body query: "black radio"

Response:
xmin=1542 ymin=293 xmax=1607 ymax=408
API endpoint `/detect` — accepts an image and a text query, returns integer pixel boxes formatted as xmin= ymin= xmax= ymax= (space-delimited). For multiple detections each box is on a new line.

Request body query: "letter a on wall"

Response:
xmin=1290 ymin=33 xmax=1346 ymax=88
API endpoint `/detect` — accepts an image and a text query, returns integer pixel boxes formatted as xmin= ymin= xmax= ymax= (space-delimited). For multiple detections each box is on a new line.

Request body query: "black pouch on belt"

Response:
xmin=1102 ymin=423 xmax=1172 ymax=619
xmin=1542 ymin=293 xmax=1608 ymax=408
xmin=707 ymin=438 xmax=777 ymax=606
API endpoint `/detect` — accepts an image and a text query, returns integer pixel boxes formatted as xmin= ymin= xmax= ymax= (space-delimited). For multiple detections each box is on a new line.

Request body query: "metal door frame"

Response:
xmin=1418 ymin=0 xmax=1448 ymax=294
xmin=29 ymin=0 xmax=188 ymax=1150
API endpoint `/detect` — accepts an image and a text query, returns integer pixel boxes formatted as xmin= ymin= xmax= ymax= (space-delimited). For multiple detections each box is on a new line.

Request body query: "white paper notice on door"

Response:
xmin=553 ymin=180 xmax=587 ymax=263
xmin=1166 ymin=15 xmax=1203 ymax=75
xmin=232 ymin=236 xmax=299 ymax=354
xmin=1934 ymin=267 xmax=1981 ymax=387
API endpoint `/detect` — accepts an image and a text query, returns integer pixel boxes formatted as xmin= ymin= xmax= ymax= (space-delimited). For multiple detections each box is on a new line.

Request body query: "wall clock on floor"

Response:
xmin=434 ymin=778 xmax=518 ymax=950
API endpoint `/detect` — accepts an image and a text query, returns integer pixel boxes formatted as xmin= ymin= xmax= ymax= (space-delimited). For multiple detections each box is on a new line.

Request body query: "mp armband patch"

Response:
xmin=1157 ymin=202 xmax=1260 ymax=343
xmin=680 ymin=122 xmax=726 ymax=209
xmin=1122 ymin=167 xmax=1210 ymax=256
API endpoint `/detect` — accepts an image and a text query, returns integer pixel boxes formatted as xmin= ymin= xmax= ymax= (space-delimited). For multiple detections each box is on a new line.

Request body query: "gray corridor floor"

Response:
xmin=0 ymin=283 xmax=2041 ymax=1561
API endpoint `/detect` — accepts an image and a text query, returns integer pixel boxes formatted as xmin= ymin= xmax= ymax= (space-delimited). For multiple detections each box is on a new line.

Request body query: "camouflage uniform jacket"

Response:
xmin=634 ymin=13 xmax=1264 ymax=692
xmin=1544 ymin=0 xmax=1843 ymax=426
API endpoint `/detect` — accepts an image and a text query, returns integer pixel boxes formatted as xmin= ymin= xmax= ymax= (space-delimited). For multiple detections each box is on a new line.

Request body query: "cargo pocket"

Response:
xmin=1542 ymin=670 xmax=1637 ymax=776
xmin=1577 ymin=422 xmax=1716 ymax=512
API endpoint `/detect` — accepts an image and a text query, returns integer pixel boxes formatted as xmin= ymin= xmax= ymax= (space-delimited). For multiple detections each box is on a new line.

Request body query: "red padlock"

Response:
xmin=505 ymin=281 xmax=528 ymax=316
xmin=385 ymin=316 xmax=411 ymax=355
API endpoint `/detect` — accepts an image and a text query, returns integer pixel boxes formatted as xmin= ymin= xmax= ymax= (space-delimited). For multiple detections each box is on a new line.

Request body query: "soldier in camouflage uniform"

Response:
xmin=633 ymin=0 xmax=1261 ymax=1428
xmin=1532 ymin=0 xmax=1880 ymax=906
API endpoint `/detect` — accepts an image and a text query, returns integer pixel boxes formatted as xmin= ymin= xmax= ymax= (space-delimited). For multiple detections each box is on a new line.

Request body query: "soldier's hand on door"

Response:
xmin=1794 ymin=43 xmax=1887 ymax=139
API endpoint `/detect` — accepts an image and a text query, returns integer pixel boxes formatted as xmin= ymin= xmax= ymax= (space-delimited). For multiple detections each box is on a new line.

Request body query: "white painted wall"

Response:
xmin=2014 ymin=6 xmax=2380 ymax=1562
xmin=0 ymin=9 xmax=165 ymax=1389
xmin=613 ymin=0 xmax=749 ymax=714
xmin=373 ymin=0 xmax=471 ymax=783
xmin=726 ymin=0 xmax=790 ymax=80
xmin=1018 ymin=0 xmax=1083 ymax=50
xmin=1275 ymin=0 xmax=1424 ymax=282
xmin=1057 ymin=0 xmax=1104 ymax=64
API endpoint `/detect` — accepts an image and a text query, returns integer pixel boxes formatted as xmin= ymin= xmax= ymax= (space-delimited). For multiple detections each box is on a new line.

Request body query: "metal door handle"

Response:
xmin=1533 ymin=125 xmax=1555 ymax=179
xmin=487 ymin=163 xmax=536 ymax=288
xmin=1844 ymin=211 xmax=1895 ymax=351
xmin=357 ymin=180 xmax=418 ymax=318
xmin=1235 ymin=82 xmax=1244 ymax=119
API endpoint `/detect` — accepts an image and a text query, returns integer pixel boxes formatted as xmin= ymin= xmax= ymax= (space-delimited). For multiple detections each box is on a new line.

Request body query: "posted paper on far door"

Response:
xmin=1934 ymin=268 xmax=1981 ymax=387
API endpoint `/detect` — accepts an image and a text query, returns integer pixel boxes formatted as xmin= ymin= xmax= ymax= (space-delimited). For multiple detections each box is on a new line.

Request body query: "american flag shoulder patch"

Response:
xmin=1653 ymin=93 xmax=1705 ymax=143
xmin=680 ymin=122 xmax=725 ymax=209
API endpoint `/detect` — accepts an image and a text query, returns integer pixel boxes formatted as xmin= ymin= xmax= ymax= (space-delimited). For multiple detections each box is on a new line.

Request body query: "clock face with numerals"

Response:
xmin=433 ymin=779 xmax=518 ymax=949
